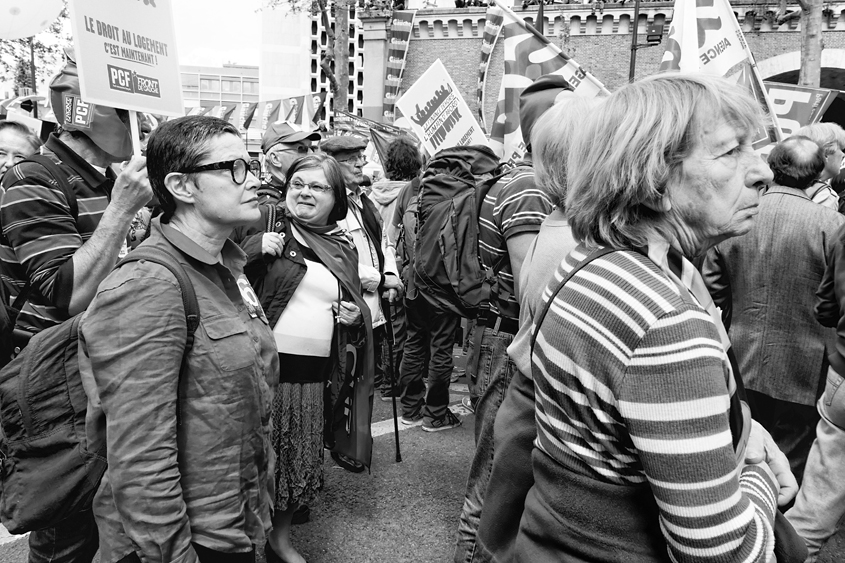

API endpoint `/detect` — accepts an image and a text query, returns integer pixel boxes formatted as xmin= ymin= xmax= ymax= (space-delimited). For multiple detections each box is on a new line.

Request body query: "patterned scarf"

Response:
xmin=288 ymin=212 xmax=376 ymax=469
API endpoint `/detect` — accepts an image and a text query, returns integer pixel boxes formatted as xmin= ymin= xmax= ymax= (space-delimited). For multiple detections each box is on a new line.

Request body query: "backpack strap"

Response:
xmin=529 ymin=247 xmax=615 ymax=381
xmin=117 ymin=247 xmax=201 ymax=424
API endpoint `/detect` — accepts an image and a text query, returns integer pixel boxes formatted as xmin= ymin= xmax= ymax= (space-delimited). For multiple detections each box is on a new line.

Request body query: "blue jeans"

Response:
xmin=399 ymin=296 xmax=460 ymax=422
xmin=786 ymin=365 xmax=845 ymax=562
xmin=454 ymin=325 xmax=517 ymax=563
xmin=28 ymin=510 xmax=98 ymax=563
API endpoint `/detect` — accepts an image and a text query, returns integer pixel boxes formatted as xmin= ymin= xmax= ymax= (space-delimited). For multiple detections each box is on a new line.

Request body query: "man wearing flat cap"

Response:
xmin=0 ymin=48 xmax=152 ymax=563
xmin=321 ymin=135 xmax=403 ymax=404
xmin=258 ymin=121 xmax=321 ymax=205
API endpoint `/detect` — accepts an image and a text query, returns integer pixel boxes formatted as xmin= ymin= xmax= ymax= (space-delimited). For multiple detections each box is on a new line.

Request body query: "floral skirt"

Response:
xmin=271 ymin=380 xmax=325 ymax=511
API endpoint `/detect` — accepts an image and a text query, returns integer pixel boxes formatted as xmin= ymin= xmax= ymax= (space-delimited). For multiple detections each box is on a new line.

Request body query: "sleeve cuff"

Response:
xmin=739 ymin=464 xmax=778 ymax=523
xmin=53 ymin=258 xmax=75 ymax=314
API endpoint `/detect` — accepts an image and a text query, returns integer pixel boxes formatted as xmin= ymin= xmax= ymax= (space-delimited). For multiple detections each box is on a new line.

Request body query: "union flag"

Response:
xmin=660 ymin=0 xmax=781 ymax=143
xmin=487 ymin=0 xmax=608 ymax=164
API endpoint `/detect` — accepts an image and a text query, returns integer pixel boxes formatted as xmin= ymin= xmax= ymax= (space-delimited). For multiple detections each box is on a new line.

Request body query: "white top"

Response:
xmin=273 ymin=230 xmax=338 ymax=357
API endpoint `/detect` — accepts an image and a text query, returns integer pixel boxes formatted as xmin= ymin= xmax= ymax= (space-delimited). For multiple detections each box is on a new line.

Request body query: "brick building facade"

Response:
xmin=360 ymin=1 xmax=845 ymax=127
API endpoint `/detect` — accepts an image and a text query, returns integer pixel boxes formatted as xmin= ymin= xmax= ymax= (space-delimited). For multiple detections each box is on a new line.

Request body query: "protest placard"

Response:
xmin=395 ymin=59 xmax=488 ymax=156
xmin=764 ymin=82 xmax=838 ymax=137
xmin=68 ymin=0 xmax=183 ymax=116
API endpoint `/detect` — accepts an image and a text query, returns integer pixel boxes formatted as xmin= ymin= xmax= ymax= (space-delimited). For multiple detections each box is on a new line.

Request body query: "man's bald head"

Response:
xmin=768 ymin=135 xmax=826 ymax=190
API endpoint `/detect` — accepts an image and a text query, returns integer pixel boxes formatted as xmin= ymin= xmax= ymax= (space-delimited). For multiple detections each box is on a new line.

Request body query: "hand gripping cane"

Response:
xmin=385 ymin=298 xmax=402 ymax=462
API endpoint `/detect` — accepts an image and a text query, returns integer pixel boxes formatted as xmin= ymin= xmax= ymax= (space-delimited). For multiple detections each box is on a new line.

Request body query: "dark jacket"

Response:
xmin=238 ymin=206 xmax=306 ymax=327
xmin=256 ymin=180 xmax=283 ymax=207
xmin=703 ymin=185 xmax=845 ymax=406
xmin=237 ymin=205 xmax=367 ymax=337
xmin=815 ymin=222 xmax=845 ymax=376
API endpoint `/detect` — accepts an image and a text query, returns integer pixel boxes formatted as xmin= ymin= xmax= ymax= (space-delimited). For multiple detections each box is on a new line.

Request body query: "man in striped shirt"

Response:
xmin=455 ymin=76 xmax=566 ymax=563
xmin=0 ymin=55 xmax=152 ymax=563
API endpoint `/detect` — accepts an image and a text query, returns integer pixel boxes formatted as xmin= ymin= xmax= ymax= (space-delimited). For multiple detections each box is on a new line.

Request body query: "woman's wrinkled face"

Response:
xmin=666 ymin=116 xmax=773 ymax=255
xmin=286 ymin=167 xmax=336 ymax=226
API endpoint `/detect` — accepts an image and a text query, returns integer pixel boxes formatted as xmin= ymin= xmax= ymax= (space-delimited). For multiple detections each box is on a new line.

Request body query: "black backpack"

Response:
xmin=412 ymin=145 xmax=505 ymax=318
xmin=0 ymin=245 xmax=200 ymax=533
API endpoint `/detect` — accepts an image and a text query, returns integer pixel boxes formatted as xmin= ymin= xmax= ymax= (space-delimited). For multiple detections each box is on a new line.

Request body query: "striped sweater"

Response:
xmin=0 ymin=136 xmax=112 ymax=333
xmin=530 ymin=244 xmax=777 ymax=563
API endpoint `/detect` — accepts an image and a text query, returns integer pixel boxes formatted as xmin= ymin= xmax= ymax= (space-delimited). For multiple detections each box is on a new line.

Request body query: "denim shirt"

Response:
xmin=79 ymin=218 xmax=279 ymax=563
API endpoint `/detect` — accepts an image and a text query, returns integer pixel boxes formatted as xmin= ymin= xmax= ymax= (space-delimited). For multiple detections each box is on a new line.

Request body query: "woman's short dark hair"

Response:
xmin=383 ymin=136 xmax=422 ymax=181
xmin=146 ymin=115 xmax=240 ymax=222
xmin=284 ymin=153 xmax=349 ymax=223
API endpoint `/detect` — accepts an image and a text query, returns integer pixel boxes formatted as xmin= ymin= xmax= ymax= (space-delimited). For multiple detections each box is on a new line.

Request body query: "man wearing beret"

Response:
xmin=258 ymin=121 xmax=321 ymax=205
xmin=320 ymin=136 xmax=404 ymax=406
xmin=0 ymin=49 xmax=152 ymax=563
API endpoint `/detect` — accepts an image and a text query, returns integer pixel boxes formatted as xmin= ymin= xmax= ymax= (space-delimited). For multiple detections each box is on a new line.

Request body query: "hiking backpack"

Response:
xmin=412 ymin=145 xmax=505 ymax=318
xmin=395 ymin=177 xmax=421 ymax=284
xmin=0 ymin=245 xmax=200 ymax=533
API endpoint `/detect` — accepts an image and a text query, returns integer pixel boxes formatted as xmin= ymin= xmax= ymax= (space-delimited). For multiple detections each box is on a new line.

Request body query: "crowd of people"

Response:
xmin=3 ymin=46 xmax=845 ymax=563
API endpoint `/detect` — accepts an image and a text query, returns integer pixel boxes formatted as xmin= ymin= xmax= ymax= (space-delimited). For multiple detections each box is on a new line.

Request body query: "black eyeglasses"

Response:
xmin=181 ymin=158 xmax=261 ymax=184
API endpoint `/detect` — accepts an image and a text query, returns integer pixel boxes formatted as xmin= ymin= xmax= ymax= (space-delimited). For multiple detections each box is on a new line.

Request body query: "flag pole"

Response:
xmin=628 ymin=0 xmax=641 ymax=82
xmin=537 ymin=0 xmax=544 ymax=36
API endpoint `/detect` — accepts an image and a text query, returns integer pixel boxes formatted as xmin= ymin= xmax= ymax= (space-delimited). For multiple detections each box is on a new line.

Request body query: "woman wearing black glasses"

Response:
xmin=79 ymin=115 xmax=278 ymax=563
xmin=238 ymin=153 xmax=374 ymax=563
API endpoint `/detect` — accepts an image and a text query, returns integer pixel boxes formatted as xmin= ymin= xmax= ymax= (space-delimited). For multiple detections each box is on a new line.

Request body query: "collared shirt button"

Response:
xmin=290 ymin=251 xmax=296 ymax=257
xmin=276 ymin=222 xmax=282 ymax=228
xmin=252 ymin=336 xmax=259 ymax=342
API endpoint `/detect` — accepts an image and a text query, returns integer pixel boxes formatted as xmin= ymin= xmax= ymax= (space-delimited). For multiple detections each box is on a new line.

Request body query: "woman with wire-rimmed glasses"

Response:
xmin=236 ymin=153 xmax=373 ymax=563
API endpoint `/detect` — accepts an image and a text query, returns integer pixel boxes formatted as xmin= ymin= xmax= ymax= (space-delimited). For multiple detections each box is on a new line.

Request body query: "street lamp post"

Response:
xmin=29 ymin=37 xmax=38 ymax=119
xmin=628 ymin=0 xmax=641 ymax=82
xmin=628 ymin=0 xmax=664 ymax=82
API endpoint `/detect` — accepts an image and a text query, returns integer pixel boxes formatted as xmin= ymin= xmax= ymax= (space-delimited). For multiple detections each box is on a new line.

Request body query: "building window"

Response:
xmin=222 ymin=80 xmax=241 ymax=93
xmin=200 ymin=79 xmax=220 ymax=92
xmin=181 ymin=73 xmax=199 ymax=89
xmin=243 ymin=81 xmax=258 ymax=94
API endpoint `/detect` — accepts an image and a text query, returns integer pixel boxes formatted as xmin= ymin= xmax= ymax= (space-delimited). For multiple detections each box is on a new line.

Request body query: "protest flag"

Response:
xmin=764 ymin=82 xmax=838 ymax=137
xmin=487 ymin=0 xmax=609 ymax=164
xmin=241 ymin=103 xmax=258 ymax=130
xmin=383 ymin=10 xmax=417 ymax=123
xmin=659 ymin=0 xmax=782 ymax=143
xmin=477 ymin=4 xmax=504 ymax=129
xmin=311 ymin=92 xmax=327 ymax=124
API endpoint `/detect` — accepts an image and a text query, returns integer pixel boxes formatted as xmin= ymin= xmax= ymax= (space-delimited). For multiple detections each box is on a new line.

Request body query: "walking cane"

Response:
xmin=385 ymin=298 xmax=403 ymax=463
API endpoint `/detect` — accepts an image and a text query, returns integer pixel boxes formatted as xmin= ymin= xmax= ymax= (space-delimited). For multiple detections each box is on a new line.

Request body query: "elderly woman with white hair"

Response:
xmin=514 ymin=73 xmax=804 ymax=562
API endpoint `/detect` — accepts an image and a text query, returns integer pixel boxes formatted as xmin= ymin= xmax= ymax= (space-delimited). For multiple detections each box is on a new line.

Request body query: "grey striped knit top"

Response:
xmin=530 ymin=243 xmax=778 ymax=563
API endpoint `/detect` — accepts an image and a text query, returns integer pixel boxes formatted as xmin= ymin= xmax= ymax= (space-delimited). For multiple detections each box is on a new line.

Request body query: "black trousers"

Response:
xmin=746 ymin=388 xmax=820 ymax=486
